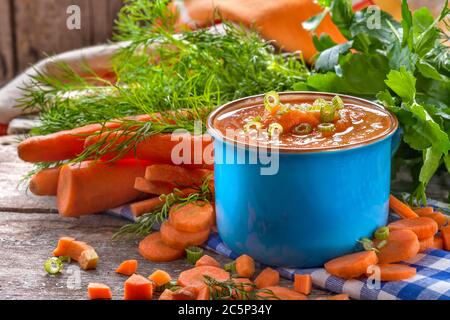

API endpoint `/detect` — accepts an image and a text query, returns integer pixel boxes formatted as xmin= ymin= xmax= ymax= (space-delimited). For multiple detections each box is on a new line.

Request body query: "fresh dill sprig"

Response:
xmin=112 ymin=175 xmax=213 ymax=240
xmin=203 ymin=275 xmax=280 ymax=300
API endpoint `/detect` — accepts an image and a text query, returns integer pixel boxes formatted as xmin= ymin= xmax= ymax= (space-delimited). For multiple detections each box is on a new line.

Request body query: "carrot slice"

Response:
xmin=371 ymin=264 xmax=416 ymax=281
xmin=232 ymin=278 xmax=254 ymax=299
xmin=389 ymin=195 xmax=419 ymax=219
xmin=324 ymin=251 xmax=378 ymax=279
xmin=159 ymin=289 xmax=175 ymax=300
xmin=148 ymin=269 xmax=172 ymax=287
xmin=124 ymin=274 xmax=153 ymax=300
xmin=138 ymin=232 xmax=184 ymax=262
xmin=57 ymin=159 xmax=149 ymax=217
xmin=134 ymin=177 xmax=174 ymax=195
xmin=419 ymin=236 xmax=435 ymax=253
xmin=172 ymin=286 xmax=199 ymax=300
xmin=376 ymin=229 xmax=420 ymax=264
xmin=87 ymin=283 xmax=112 ymax=300
xmin=116 ymin=259 xmax=138 ymax=276
xmin=388 ymin=217 xmax=438 ymax=240
xmin=294 ymin=274 xmax=312 ymax=295
xmin=278 ymin=110 xmax=319 ymax=132
xmin=417 ymin=212 xmax=449 ymax=229
xmin=168 ymin=201 xmax=214 ymax=233
xmin=441 ymin=225 xmax=450 ymax=251
xmin=177 ymin=266 xmax=230 ymax=289
xmin=414 ymin=207 xmax=434 ymax=215
xmin=235 ymin=254 xmax=255 ymax=278
xmin=433 ymin=236 xmax=444 ymax=250
xmin=196 ymin=285 xmax=210 ymax=300
xmin=160 ymin=222 xmax=210 ymax=250
xmin=53 ymin=237 xmax=98 ymax=270
xmin=18 ymin=114 xmax=152 ymax=163
xmin=254 ymin=267 xmax=280 ymax=289
xmin=29 ymin=167 xmax=60 ymax=196
xmin=259 ymin=286 xmax=307 ymax=300
xmin=195 ymin=255 xmax=221 ymax=268
xmin=145 ymin=164 xmax=212 ymax=186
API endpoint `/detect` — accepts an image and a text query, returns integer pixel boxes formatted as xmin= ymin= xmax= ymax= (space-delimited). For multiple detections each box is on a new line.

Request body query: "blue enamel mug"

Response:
xmin=207 ymin=92 xmax=400 ymax=268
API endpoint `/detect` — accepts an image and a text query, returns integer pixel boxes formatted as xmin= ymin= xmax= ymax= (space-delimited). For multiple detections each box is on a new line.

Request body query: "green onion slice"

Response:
xmin=313 ymin=98 xmax=327 ymax=108
xmin=44 ymin=257 xmax=63 ymax=275
xmin=264 ymin=91 xmax=280 ymax=111
xmin=358 ymin=238 xmax=379 ymax=253
xmin=268 ymin=122 xmax=283 ymax=138
xmin=244 ymin=120 xmax=263 ymax=133
xmin=318 ymin=123 xmax=335 ymax=132
xmin=320 ymin=104 xmax=336 ymax=123
xmin=332 ymin=95 xmax=344 ymax=110
xmin=224 ymin=261 xmax=236 ymax=273
xmin=374 ymin=226 xmax=389 ymax=240
xmin=185 ymin=246 xmax=204 ymax=264
xmin=292 ymin=123 xmax=312 ymax=135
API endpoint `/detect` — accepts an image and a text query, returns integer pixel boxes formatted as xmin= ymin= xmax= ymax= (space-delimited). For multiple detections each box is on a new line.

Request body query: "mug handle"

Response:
xmin=391 ymin=127 xmax=403 ymax=157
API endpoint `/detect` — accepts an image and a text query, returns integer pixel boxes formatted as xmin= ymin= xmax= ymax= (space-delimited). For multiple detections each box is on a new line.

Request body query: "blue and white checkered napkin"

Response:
xmin=107 ymin=198 xmax=450 ymax=300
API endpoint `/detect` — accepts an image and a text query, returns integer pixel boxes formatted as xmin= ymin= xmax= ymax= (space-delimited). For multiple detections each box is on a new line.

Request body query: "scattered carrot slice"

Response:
xmin=53 ymin=237 xmax=98 ymax=270
xmin=115 ymin=259 xmax=138 ymax=276
xmin=259 ymin=286 xmax=307 ymax=300
xmin=376 ymin=229 xmax=420 ymax=264
xmin=294 ymin=274 xmax=312 ymax=295
xmin=172 ymin=286 xmax=199 ymax=300
xmin=370 ymin=264 xmax=416 ymax=281
xmin=138 ymin=232 xmax=184 ymax=262
xmin=148 ymin=269 xmax=172 ymax=287
xmin=159 ymin=289 xmax=175 ymax=300
xmin=87 ymin=283 xmax=112 ymax=300
xmin=388 ymin=217 xmax=438 ymax=240
xmin=168 ymin=201 xmax=214 ymax=233
xmin=235 ymin=254 xmax=256 ymax=278
xmin=441 ymin=225 xmax=450 ymax=251
xmin=29 ymin=167 xmax=60 ymax=196
xmin=52 ymin=236 xmax=75 ymax=256
xmin=124 ymin=274 xmax=153 ymax=300
xmin=177 ymin=266 xmax=230 ymax=289
xmin=419 ymin=236 xmax=435 ymax=253
xmin=254 ymin=267 xmax=280 ymax=289
xmin=160 ymin=221 xmax=210 ymax=250
xmin=389 ymin=195 xmax=419 ymax=219
xmin=195 ymin=255 xmax=221 ymax=268
xmin=324 ymin=251 xmax=378 ymax=279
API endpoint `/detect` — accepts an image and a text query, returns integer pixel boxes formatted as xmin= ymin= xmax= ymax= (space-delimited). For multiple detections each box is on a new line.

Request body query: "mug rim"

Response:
xmin=206 ymin=91 xmax=399 ymax=154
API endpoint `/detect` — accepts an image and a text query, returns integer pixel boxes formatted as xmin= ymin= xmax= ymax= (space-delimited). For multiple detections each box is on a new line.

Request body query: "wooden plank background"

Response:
xmin=0 ymin=0 xmax=123 ymax=86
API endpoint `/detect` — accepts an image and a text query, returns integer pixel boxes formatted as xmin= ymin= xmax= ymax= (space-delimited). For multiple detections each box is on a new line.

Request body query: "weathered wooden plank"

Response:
xmin=88 ymin=0 xmax=123 ymax=43
xmin=0 ymin=0 xmax=15 ymax=85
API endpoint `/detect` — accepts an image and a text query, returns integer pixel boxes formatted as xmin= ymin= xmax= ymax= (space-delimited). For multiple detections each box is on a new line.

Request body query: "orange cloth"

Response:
xmin=170 ymin=0 xmax=346 ymax=61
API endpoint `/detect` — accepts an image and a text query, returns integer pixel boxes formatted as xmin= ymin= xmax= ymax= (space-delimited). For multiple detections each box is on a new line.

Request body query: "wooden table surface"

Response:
xmin=0 ymin=134 xmax=333 ymax=300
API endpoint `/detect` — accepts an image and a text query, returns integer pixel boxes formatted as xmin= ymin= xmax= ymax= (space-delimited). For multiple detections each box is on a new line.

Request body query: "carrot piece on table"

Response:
xmin=87 ymin=283 xmax=112 ymax=300
xmin=177 ymin=266 xmax=230 ymax=289
xmin=172 ymin=286 xmax=199 ymax=300
xmin=138 ymin=232 xmax=184 ymax=262
xmin=148 ymin=269 xmax=172 ymax=287
xmin=376 ymin=229 xmax=420 ymax=264
xmin=53 ymin=237 xmax=98 ymax=270
xmin=441 ymin=225 xmax=450 ymax=251
xmin=324 ymin=251 xmax=378 ymax=279
xmin=232 ymin=278 xmax=254 ymax=299
xmin=124 ymin=274 xmax=153 ymax=300
xmin=29 ymin=167 xmax=60 ymax=196
xmin=130 ymin=197 xmax=164 ymax=217
xmin=168 ymin=201 xmax=214 ymax=233
xmin=57 ymin=159 xmax=149 ymax=217
xmin=254 ymin=267 xmax=280 ymax=289
xmin=417 ymin=212 xmax=449 ymax=229
xmin=160 ymin=222 xmax=210 ymax=250
xmin=433 ymin=236 xmax=444 ymax=250
xmin=145 ymin=164 xmax=212 ymax=187
xmin=134 ymin=177 xmax=174 ymax=195
xmin=327 ymin=294 xmax=350 ymax=300
xmin=196 ymin=285 xmax=210 ymax=300
xmin=115 ymin=259 xmax=138 ymax=276
xmin=159 ymin=289 xmax=175 ymax=300
xmin=195 ymin=255 xmax=221 ymax=268
xmin=294 ymin=274 xmax=312 ymax=295
xmin=277 ymin=110 xmax=319 ymax=132
xmin=235 ymin=254 xmax=255 ymax=278
xmin=414 ymin=207 xmax=434 ymax=215
xmin=389 ymin=195 xmax=419 ymax=219
xmin=388 ymin=217 xmax=438 ymax=240
xmin=259 ymin=286 xmax=307 ymax=300
xmin=370 ymin=264 xmax=416 ymax=281
xmin=419 ymin=236 xmax=435 ymax=253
